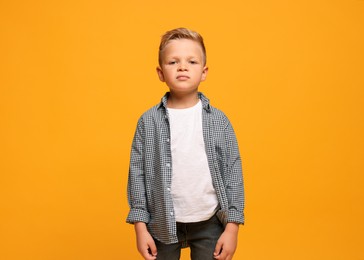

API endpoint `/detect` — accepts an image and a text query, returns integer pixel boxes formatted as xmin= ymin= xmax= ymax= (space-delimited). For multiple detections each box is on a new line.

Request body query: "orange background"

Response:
xmin=1 ymin=0 xmax=363 ymax=259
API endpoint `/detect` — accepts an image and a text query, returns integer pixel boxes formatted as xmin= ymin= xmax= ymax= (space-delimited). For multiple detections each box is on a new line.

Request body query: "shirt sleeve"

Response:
xmin=224 ymin=118 xmax=245 ymax=224
xmin=126 ymin=117 xmax=150 ymax=224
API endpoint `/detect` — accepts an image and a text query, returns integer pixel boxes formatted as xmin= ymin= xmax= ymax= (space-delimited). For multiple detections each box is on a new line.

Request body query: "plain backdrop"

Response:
xmin=1 ymin=0 xmax=363 ymax=259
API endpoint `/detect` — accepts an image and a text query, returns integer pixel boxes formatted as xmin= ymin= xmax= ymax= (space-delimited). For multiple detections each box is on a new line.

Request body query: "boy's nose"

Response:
xmin=177 ymin=63 xmax=188 ymax=71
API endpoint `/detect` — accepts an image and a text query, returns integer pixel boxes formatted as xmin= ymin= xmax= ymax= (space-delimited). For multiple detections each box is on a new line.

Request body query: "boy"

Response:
xmin=127 ymin=28 xmax=244 ymax=260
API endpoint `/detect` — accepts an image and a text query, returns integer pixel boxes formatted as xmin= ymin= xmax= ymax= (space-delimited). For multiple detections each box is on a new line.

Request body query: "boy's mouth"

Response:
xmin=176 ymin=75 xmax=190 ymax=80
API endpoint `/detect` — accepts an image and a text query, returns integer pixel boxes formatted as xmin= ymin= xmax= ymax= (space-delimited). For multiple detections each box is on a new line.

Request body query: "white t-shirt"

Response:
xmin=167 ymin=100 xmax=219 ymax=223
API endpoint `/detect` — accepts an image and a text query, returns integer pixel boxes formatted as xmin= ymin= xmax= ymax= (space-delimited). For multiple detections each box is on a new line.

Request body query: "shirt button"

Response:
xmin=166 ymin=163 xmax=170 ymax=168
xmin=167 ymin=187 xmax=171 ymax=191
xmin=170 ymin=212 xmax=174 ymax=216
xmin=166 ymin=138 xmax=170 ymax=143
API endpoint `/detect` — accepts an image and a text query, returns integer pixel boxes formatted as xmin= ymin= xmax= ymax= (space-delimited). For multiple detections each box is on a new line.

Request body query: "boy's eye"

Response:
xmin=189 ymin=60 xmax=198 ymax=64
xmin=168 ymin=61 xmax=177 ymax=65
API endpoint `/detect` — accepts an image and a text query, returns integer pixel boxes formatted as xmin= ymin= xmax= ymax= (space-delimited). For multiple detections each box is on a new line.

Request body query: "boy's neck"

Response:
xmin=167 ymin=91 xmax=200 ymax=109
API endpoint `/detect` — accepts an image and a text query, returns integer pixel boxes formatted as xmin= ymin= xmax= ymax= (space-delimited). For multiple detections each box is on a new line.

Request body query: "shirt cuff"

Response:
xmin=227 ymin=209 xmax=244 ymax=224
xmin=126 ymin=208 xmax=150 ymax=224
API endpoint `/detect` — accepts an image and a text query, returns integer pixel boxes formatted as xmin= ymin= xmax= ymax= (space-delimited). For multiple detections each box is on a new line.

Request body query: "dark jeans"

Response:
xmin=154 ymin=214 xmax=224 ymax=260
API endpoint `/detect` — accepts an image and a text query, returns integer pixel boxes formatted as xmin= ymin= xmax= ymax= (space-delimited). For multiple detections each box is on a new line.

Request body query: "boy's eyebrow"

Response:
xmin=166 ymin=55 xmax=201 ymax=60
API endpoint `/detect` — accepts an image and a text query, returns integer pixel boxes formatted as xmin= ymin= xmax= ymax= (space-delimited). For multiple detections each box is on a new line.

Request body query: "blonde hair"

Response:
xmin=158 ymin=27 xmax=207 ymax=66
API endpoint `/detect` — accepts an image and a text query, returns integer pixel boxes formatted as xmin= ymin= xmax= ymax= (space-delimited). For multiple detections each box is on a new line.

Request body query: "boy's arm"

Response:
xmin=127 ymin=118 xmax=158 ymax=259
xmin=214 ymin=222 xmax=239 ymax=260
xmin=127 ymin=117 xmax=150 ymax=224
xmin=214 ymin=117 xmax=244 ymax=260
xmin=134 ymin=222 xmax=157 ymax=260
xmin=224 ymin=118 xmax=245 ymax=224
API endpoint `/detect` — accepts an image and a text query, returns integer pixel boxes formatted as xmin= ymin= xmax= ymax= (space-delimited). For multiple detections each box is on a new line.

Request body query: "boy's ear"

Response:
xmin=156 ymin=66 xmax=165 ymax=82
xmin=201 ymin=66 xmax=208 ymax=82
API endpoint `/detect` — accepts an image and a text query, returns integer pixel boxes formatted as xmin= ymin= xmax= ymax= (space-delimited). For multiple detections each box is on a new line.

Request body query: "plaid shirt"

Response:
xmin=127 ymin=92 xmax=244 ymax=244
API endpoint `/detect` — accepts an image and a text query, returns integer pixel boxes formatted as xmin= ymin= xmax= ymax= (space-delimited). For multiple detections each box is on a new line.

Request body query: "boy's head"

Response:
xmin=157 ymin=28 xmax=208 ymax=96
xmin=158 ymin=28 xmax=207 ymax=66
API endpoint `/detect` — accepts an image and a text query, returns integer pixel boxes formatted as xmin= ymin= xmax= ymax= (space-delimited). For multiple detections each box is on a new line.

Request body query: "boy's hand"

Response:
xmin=213 ymin=223 xmax=239 ymax=260
xmin=134 ymin=222 xmax=157 ymax=260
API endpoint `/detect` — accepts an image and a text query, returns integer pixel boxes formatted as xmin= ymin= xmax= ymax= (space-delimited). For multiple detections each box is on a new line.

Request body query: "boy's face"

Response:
xmin=157 ymin=39 xmax=208 ymax=95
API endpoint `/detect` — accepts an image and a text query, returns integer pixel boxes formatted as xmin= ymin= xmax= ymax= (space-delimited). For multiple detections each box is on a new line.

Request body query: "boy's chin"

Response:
xmin=168 ymin=88 xmax=199 ymax=95
xmin=167 ymin=85 xmax=200 ymax=93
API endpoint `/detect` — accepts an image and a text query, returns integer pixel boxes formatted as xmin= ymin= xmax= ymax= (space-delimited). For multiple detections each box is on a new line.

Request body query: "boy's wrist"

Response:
xmin=225 ymin=222 xmax=239 ymax=234
xmin=134 ymin=221 xmax=148 ymax=232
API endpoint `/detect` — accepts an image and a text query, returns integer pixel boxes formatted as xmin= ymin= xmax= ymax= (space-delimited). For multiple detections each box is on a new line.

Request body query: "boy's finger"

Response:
xmin=142 ymin=250 xmax=156 ymax=260
xmin=214 ymin=241 xmax=222 ymax=256
xmin=149 ymin=241 xmax=158 ymax=256
xmin=216 ymin=251 xmax=228 ymax=260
